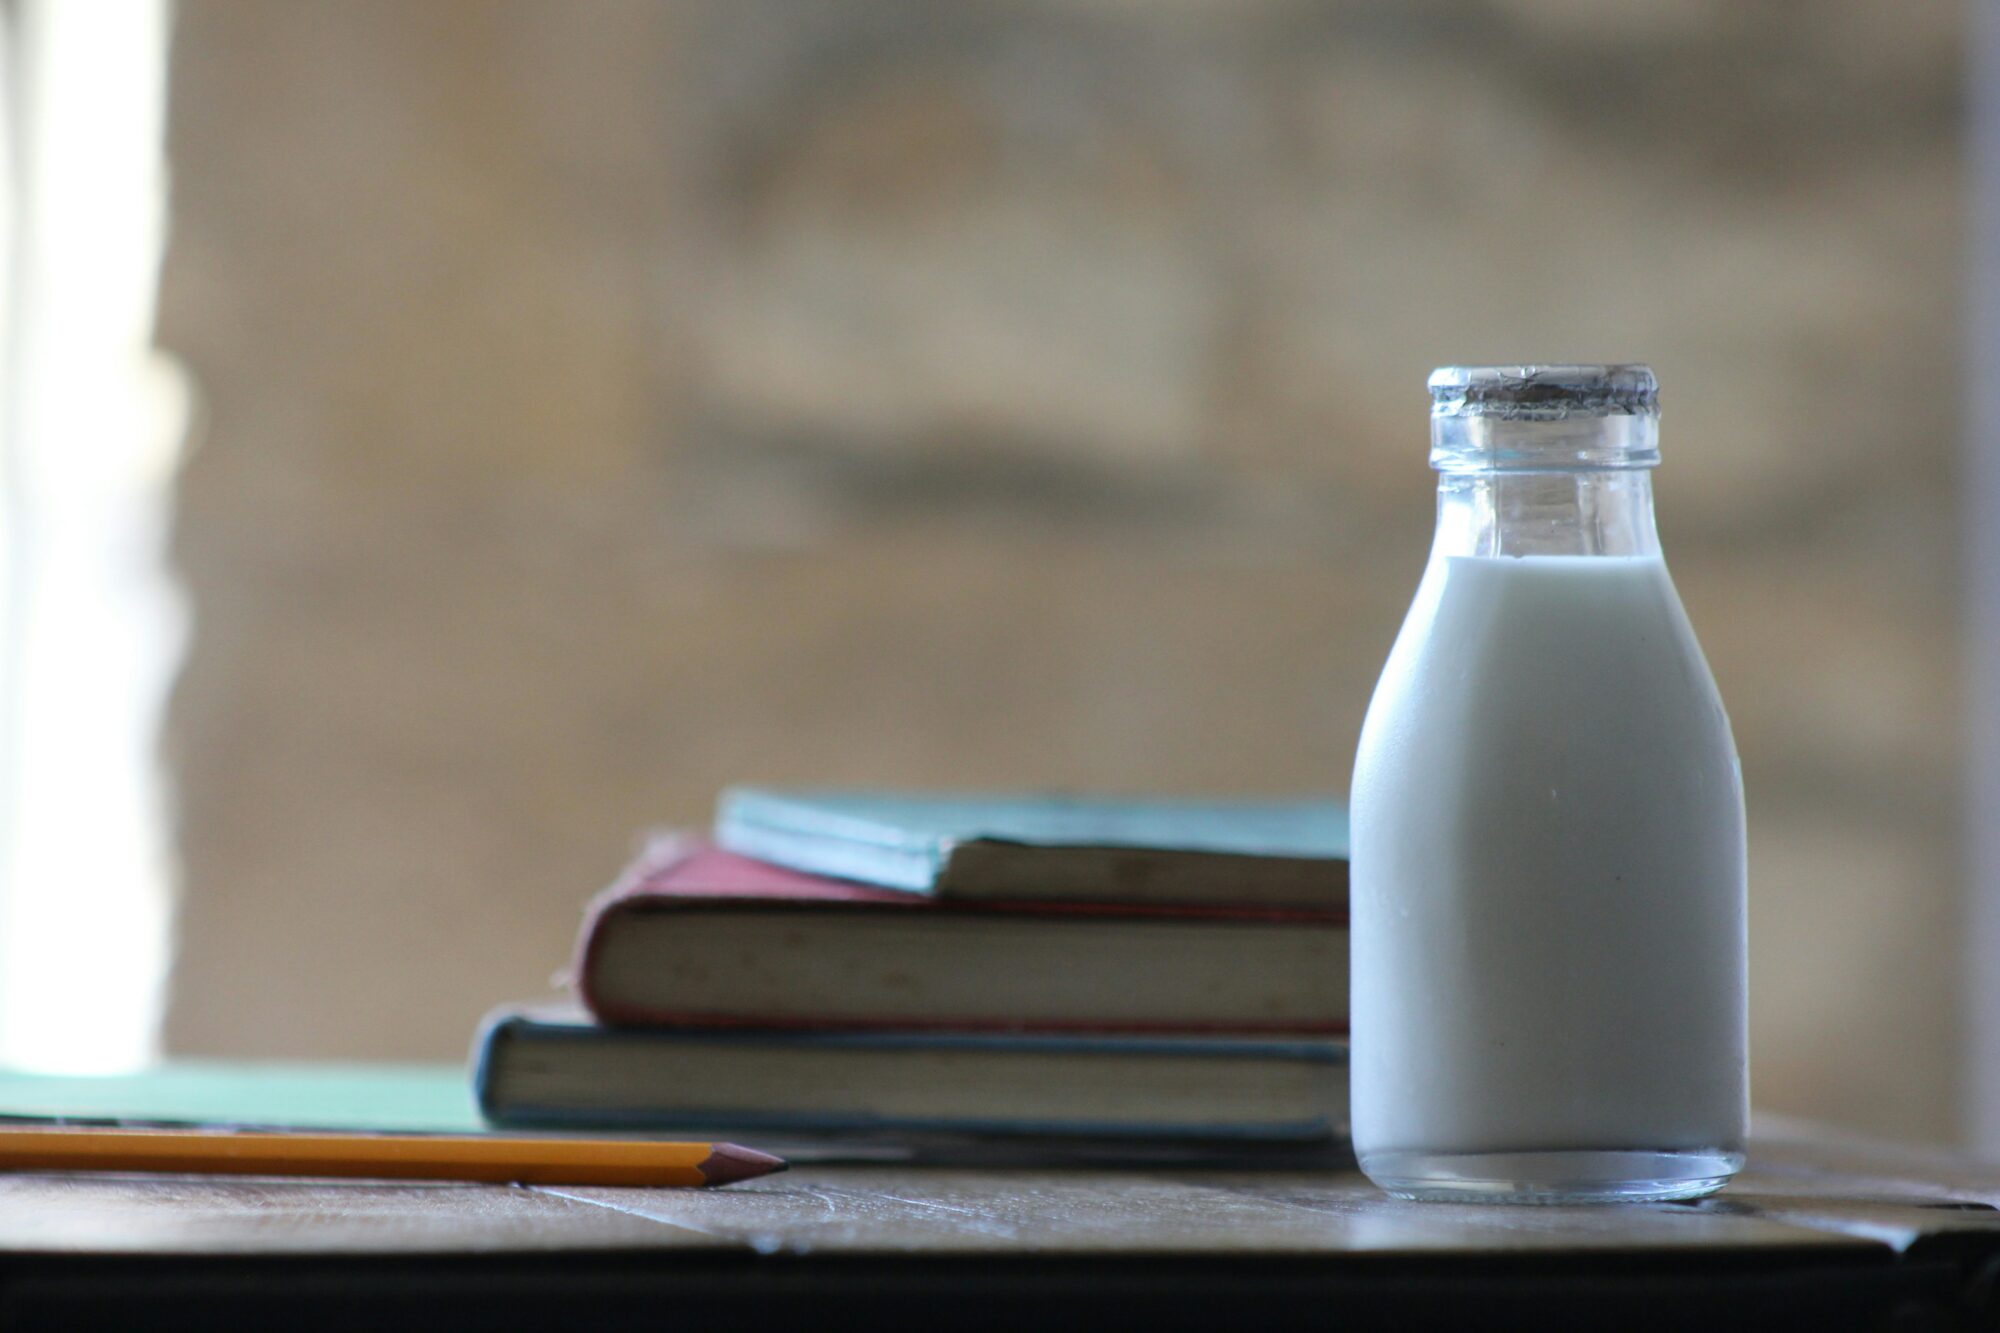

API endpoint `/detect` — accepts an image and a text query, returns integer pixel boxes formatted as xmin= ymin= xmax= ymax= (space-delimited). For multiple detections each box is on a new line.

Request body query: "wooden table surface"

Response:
xmin=2 ymin=1118 xmax=1997 ymax=1330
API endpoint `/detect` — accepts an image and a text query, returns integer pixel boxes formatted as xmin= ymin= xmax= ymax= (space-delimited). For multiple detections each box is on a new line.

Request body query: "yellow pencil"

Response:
xmin=0 ymin=1125 xmax=785 ymax=1187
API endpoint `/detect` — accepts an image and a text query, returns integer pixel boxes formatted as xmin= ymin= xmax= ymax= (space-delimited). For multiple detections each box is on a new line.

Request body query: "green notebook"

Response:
xmin=0 ymin=1061 xmax=482 ymax=1134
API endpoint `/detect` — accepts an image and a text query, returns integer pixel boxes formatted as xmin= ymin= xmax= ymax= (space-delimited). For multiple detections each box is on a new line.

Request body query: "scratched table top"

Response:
xmin=0 ymin=1118 xmax=1996 ymax=1330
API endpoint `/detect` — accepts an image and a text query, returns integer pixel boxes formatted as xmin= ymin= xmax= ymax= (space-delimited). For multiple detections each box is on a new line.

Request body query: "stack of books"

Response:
xmin=472 ymin=788 xmax=1350 ymax=1159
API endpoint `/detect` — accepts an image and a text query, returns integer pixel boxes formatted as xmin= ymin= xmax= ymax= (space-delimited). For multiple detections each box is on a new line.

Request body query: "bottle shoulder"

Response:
xmin=1353 ymin=553 xmax=1737 ymax=798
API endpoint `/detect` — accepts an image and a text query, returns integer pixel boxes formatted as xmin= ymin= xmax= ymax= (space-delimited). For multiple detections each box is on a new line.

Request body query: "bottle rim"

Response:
xmin=1428 ymin=364 xmax=1658 ymax=420
xmin=1428 ymin=365 xmax=1661 ymax=473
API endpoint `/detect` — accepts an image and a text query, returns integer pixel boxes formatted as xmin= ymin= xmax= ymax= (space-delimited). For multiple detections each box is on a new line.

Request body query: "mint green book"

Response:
xmin=0 ymin=1061 xmax=482 ymax=1133
xmin=714 ymin=789 xmax=1349 ymax=910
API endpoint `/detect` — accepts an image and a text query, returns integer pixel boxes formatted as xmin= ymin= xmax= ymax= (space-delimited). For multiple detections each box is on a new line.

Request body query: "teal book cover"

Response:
xmin=0 ymin=1062 xmax=482 ymax=1134
xmin=713 ymin=789 xmax=1348 ymax=907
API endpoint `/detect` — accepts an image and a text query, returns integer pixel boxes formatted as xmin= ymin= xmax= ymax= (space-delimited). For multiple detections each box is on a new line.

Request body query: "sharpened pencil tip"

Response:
xmin=702 ymin=1143 xmax=787 ymax=1186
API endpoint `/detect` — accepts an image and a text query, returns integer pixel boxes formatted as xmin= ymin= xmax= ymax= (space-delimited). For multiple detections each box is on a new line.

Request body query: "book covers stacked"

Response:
xmin=472 ymin=789 xmax=1350 ymax=1161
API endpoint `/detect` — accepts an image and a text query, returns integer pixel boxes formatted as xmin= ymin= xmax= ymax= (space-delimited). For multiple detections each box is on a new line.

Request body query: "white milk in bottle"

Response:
xmin=1350 ymin=365 xmax=1746 ymax=1203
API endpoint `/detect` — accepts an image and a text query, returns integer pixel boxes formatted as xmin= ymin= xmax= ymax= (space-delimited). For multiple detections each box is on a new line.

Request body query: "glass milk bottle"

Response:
xmin=1350 ymin=365 xmax=1746 ymax=1203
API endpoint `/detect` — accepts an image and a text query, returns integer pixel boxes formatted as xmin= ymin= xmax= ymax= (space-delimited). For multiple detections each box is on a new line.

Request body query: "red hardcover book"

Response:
xmin=574 ymin=836 xmax=1347 ymax=1035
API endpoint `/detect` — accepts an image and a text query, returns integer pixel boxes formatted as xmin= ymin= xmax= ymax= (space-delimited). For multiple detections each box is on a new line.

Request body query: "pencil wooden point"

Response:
xmin=701 ymin=1143 xmax=787 ymax=1186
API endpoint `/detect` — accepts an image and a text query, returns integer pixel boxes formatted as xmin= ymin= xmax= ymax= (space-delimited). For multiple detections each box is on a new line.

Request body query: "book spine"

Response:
xmin=467 ymin=1012 xmax=519 ymax=1124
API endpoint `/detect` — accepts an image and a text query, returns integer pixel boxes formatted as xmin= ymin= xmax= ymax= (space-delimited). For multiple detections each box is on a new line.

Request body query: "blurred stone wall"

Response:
xmin=158 ymin=1 xmax=1963 ymax=1142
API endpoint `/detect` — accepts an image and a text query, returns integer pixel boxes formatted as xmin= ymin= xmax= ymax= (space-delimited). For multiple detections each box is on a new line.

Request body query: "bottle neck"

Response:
xmin=1432 ymin=470 xmax=1661 ymax=559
